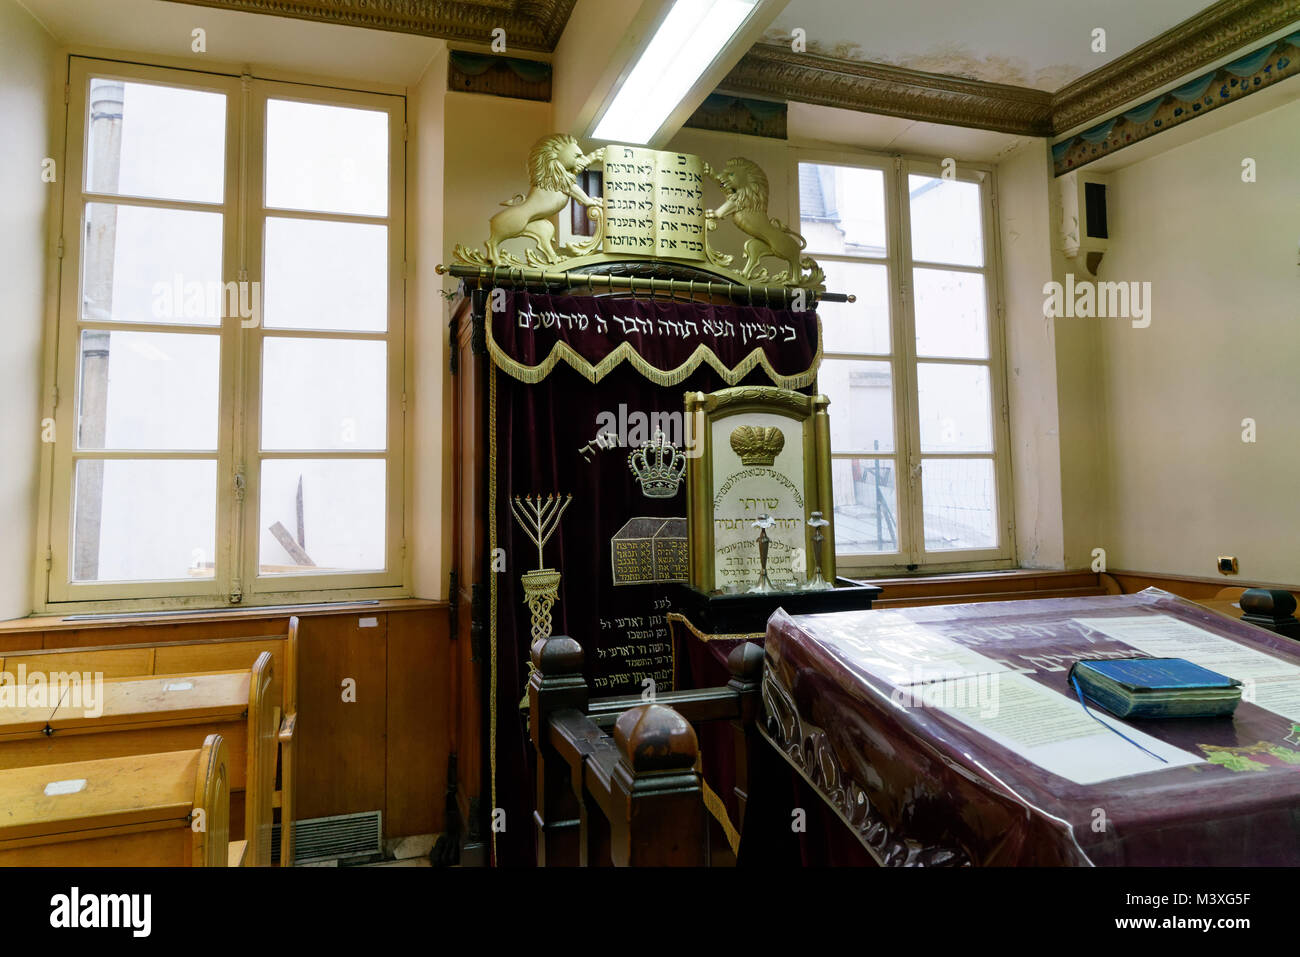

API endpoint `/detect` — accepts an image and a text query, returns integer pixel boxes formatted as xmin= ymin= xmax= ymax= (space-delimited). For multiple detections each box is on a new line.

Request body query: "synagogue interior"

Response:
xmin=1 ymin=0 xmax=1298 ymax=904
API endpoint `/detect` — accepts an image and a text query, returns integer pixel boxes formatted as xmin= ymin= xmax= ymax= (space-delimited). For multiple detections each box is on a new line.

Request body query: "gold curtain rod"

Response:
xmin=435 ymin=263 xmax=855 ymax=304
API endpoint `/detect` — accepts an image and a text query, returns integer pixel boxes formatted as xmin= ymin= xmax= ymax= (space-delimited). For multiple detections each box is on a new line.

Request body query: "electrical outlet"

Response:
xmin=1217 ymin=555 xmax=1239 ymax=575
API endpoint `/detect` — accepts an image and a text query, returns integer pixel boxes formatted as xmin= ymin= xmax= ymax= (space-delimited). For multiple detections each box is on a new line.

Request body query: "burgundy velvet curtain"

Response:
xmin=487 ymin=291 xmax=819 ymax=865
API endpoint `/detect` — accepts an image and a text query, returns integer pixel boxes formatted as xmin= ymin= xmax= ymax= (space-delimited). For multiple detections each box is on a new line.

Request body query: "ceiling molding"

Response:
xmin=724 ymin=0 xmax=1299 ymax=138
xmin=721 ymin=44 xmax=1053 ymax=136
xmin=1052 ymin=0 xmax=1299 ymax=133
xmin=159 ymin=0 xmax=577 ymax=51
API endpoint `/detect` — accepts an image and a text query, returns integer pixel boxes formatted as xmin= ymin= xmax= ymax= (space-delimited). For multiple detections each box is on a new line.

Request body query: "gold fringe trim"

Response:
xmin=702 ymin=778 xmax=742 ymax=858
xmin=488 ymin=364 xmax=499 ymax=864
xmin=487 ymin=314 xmax=823 ymax=389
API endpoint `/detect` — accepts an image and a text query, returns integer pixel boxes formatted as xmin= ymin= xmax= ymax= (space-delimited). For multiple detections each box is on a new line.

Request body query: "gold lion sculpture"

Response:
xmin=455 ymin=134 xmax=604 ymax=267
xmin=705 ymin=157 xmax=824 ymax=287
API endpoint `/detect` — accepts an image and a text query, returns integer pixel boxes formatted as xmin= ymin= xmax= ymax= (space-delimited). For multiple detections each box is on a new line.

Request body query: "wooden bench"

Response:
xmin=0 ymin=617 xmax=299 ymax=866
xmin=0 ymin=654 xmax=277 ymax=866
xmin=0 ymin=734 xmax=231 ymax=866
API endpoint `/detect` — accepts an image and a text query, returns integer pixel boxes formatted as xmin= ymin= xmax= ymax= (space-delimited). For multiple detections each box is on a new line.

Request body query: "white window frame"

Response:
xmin=37 ymin=56 xmax=408 ymax=611
xmin=793 ymin=147 xmax=1015 ymax=575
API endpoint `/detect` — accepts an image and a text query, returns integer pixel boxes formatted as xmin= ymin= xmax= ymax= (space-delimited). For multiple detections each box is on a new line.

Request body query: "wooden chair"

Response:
xmin=0 ymin=734 xmax=231 ymax=866
xmin=528 ymin=634 xmax=765 ymax=866
xmin=0 ymin=617 xmax=299 ymax=866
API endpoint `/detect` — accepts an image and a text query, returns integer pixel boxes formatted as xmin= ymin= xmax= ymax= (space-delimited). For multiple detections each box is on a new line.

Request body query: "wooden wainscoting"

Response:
xmin=1108 ymin=570 xmax=1300 ymax=603
xmin=864 ymin=569 xmax=1117 ymax=608
xmin=0 ymin=600 xmax=451 ymax=841
xmin=858 ymin=568 xmax=1300 ymax=623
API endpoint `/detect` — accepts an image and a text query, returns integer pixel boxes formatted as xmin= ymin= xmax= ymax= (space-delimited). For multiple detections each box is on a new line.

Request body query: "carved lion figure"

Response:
xmin=460 ymin=134 xmax=604 ymax=266
xmin=705 ymin=157 xmax=821 ymax=286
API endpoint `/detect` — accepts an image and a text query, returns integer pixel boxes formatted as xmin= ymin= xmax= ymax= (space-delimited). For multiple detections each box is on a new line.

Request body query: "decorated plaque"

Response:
xmin=685 ymin=386 xmax=836 ymax=593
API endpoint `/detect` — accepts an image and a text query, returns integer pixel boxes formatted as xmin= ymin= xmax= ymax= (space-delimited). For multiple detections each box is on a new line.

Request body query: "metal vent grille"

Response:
xmin=274 ymin=811 xmax=383 ymax=864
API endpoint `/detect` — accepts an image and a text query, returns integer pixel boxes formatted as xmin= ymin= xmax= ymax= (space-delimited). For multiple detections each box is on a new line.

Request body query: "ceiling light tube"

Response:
xmin=592 ymin=0 xmax=760 ymax=145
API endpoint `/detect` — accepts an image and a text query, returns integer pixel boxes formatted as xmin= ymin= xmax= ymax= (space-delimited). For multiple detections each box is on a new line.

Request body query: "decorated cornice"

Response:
xmin=725 ymin=0 xmax=1299 ymax=138
xmin=1052 ymin=0 xmax=1299 ymax=134
xmin=721 ymin=44 xmax=1054 ymax=136
xmin=448 ymin=51 xmax=552 ymax=100
xmin=1053 ymin=31 xmax=1299 ymax=175
xmin=160 ymin=0 xmax=577 ymax=51
xmin=684 ymin=93 xmax=788 ymax=139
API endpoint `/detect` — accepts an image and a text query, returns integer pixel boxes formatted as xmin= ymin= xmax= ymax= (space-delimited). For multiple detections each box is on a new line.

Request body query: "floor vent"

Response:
xmin=274 ymin=811 xmax=383 ymax=865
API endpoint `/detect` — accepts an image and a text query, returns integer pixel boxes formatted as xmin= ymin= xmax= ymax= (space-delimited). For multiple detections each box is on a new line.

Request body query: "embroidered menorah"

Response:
xmin=510 ymin=492 xmax=572 ymax=645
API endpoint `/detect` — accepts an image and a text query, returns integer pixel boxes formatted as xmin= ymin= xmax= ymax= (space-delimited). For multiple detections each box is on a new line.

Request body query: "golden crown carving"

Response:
xmin=729 ymin=425 xmax=785 ymax=466
xmin=452 ymin=134 xmax=825 ymax=290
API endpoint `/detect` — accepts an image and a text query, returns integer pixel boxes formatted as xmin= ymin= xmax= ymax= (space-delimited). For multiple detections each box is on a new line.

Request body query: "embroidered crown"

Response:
xmin=628 ymin=430 xmax=687 ymax=498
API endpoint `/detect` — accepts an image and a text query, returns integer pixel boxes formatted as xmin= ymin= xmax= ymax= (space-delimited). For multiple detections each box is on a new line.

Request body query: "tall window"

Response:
xmin=42 ymin=58 xmax=406 ymax=608
xmin=798 ymin=155 xmax=1011 ymax=572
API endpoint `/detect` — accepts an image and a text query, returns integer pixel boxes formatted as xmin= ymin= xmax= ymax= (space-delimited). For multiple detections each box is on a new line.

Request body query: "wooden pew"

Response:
xmin=0 ymin=734 xmax=230 ymax=866
xmin=0 ymin=653 xmax=277 ymax=866
xmin=0 ymin=617 xmax=299 ymax=866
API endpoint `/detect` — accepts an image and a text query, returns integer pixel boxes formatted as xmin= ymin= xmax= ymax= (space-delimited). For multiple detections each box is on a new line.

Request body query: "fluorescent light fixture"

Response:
xmin=592 ymin=0 xmax=759 ymax=145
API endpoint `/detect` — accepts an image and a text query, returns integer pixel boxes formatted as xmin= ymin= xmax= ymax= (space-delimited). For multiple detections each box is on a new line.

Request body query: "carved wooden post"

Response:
xmin=528 ymin=635 xmax=586 ymax=866
xmin=609 ymin=704 xmax=705 ymax=866
xmin=727 ymin=641 xmax=766 ymax=837
xmin=1241 ymin=589 xmax=1300 ymax=639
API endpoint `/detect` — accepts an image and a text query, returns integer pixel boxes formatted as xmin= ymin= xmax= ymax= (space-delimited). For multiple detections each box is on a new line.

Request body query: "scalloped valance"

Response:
xmin=485 ymin=291 xmax=822 ymax=390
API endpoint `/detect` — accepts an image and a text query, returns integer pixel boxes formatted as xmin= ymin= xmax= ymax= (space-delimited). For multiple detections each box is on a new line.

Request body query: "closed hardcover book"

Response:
xmin=1068 ymin=657 xmax=1242 ymax=719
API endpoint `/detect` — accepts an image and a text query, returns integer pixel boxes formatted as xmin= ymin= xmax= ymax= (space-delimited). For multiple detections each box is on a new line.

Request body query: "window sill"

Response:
xmin=0 ymin=597 xmax=445 ymax=635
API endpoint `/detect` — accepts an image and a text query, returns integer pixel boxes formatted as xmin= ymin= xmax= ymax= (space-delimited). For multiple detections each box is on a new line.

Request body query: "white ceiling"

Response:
xmin=15 ymin=0 xmax=444 ymax=87
xmin=766 ymin=0 xmax=1218 ymax=92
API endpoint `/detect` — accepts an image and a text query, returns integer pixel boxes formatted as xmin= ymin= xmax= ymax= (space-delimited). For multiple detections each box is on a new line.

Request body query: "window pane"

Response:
xmin=820 ymin=358 xmax=894 ymax=453
xmin=917 ymin=363 xmax=993 ymax=453
xmin=259 ymin=459 xmax=385 ymax=574
xmin=86 ymin=79 xmax=225 ymax=204
xmin=922 ymin=458 xmax=997 ymax=551
xmin=799 ymin=163 xmax=886 ymax=257
xmin=72 ymin=459 xmax=216 ymax=581
xmin=263 ymin=217 xmax=387 ymax=331
xmin=262 ymin=338 xmax=386 ymax=450
xmin=79 ymin=330 xmax=219 ymax=450
xmin=909 ymin=175 xmax=983 ymax=267
xmin=265 ymin=99 xmax=388 ymax=217
xmin=914 ymin=268 xmax=988 ymax=359
xmin=818 ymin=261 xmax=889 ymax=354
xmin=83 ymin=203 xmax=223 ymax=325
xmin=831 ymin=458 xmax=899 ymax=554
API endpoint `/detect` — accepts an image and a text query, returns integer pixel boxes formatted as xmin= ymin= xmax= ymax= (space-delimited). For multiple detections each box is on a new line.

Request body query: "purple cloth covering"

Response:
xmin=763 ymin=589 xmax=1300 ymax=865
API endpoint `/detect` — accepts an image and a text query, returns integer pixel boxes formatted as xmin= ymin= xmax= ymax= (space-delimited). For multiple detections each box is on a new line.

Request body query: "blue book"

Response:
xmin=1068 ymin=657 xmax=1242 ymax=719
